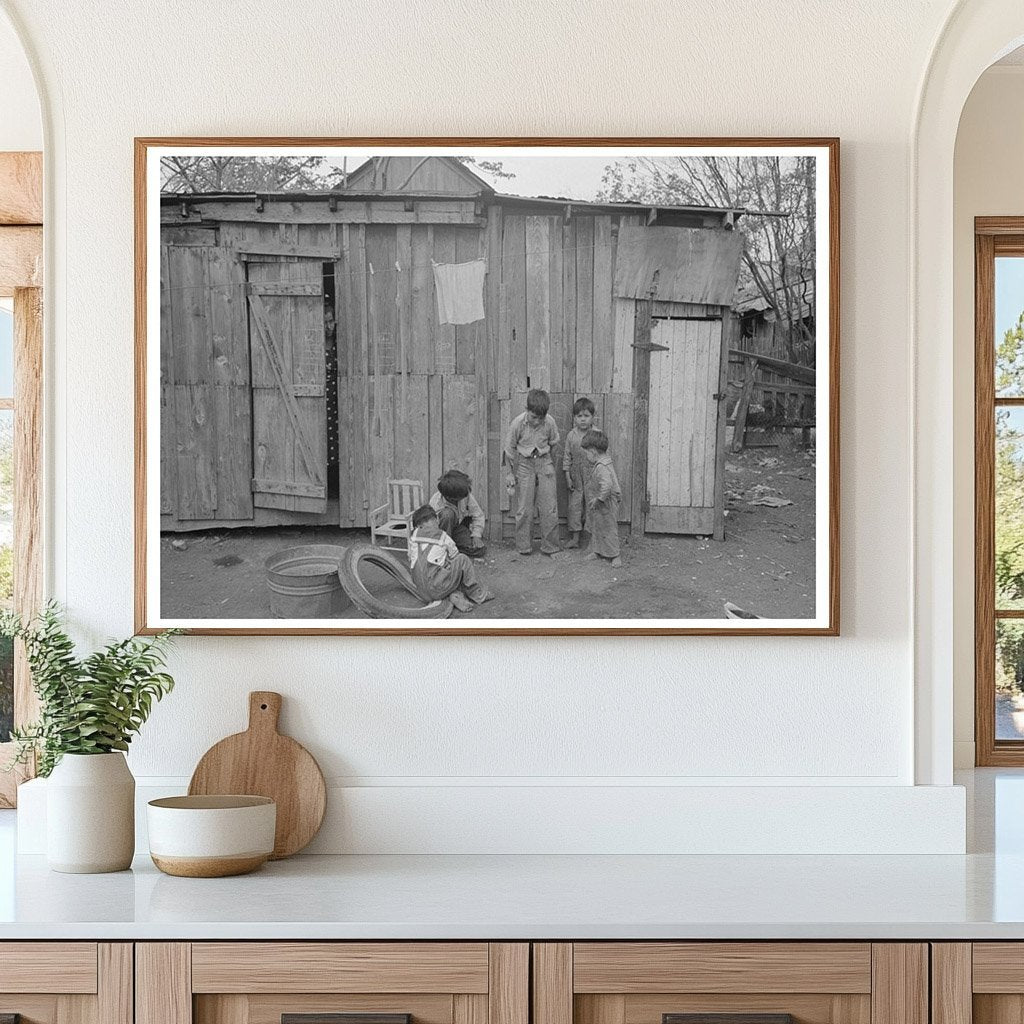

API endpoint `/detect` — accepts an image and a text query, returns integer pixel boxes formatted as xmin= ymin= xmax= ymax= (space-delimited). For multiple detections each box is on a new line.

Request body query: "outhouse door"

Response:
xmin=245 ymin=259 xmax=328 ymax=513
xmin=645 ymin=316 xmax=724 ymax=535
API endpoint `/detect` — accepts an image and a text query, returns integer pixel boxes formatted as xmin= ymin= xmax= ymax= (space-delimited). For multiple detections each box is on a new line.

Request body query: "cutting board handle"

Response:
xmin=248 ymin=691 xmax=282 ymax=734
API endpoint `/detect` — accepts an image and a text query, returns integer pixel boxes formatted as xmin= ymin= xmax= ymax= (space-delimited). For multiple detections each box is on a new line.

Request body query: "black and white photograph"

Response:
xmin=137 ymin=140 xmax=837 ymax=634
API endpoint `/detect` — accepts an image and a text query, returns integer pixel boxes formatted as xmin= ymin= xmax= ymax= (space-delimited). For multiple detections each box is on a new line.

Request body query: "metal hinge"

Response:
xmin=642 ymin=491 xmax=651 ymax=513
xmin=713 ymin=392 xmax=726 ymax=401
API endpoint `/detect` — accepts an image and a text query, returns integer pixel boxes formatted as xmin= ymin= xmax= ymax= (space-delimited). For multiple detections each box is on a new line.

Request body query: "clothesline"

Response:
xmin=157 ymin=237 xmax=630 ymax=297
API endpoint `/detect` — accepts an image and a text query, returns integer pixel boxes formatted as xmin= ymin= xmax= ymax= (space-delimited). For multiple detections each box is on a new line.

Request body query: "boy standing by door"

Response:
xmin=563 ymin=396 xmax=596 ymax=548
xmin=581 ymin=428 xmax=622 ymax=567
xmin=504 ymin=388 xmax=561 ymax=556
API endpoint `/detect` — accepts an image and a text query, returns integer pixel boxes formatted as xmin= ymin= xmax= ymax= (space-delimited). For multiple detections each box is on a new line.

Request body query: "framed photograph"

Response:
xmin=135 ymin=137 xmax=838 ymax=635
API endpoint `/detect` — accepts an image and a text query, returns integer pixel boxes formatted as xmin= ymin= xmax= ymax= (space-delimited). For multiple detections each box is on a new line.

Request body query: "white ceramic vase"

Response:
xmin=46 ymin=752 xmax=135 ymax=873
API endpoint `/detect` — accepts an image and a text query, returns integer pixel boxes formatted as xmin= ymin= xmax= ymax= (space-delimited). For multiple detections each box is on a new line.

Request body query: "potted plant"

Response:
xmin=2 ymin=603 xmax=178 ymax=873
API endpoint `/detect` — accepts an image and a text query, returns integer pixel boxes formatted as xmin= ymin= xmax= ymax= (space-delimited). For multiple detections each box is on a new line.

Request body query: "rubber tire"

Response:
xmin=337 ymin=544 xmax=453 ymax=620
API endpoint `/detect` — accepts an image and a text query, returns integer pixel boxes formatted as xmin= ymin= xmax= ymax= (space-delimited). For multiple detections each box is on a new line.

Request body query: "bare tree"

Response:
xmin=162 ymin=155 xmax=516 ymax=195
xmin=599 ymin=156 xmax=816 ymax=365
xmin=160 ymin=156 xmax=346 ymax=194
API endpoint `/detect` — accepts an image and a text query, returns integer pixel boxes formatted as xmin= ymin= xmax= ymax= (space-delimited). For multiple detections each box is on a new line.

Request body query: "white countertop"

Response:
xmin=2 ymin=769 xmax=1022 ymax=941
xmin=2 ymin=849 xmax=1024 ymax=940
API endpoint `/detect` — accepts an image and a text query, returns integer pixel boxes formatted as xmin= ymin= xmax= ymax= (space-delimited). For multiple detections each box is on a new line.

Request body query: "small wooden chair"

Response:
xmin=369 ymin=479 xmax=424 ymax=549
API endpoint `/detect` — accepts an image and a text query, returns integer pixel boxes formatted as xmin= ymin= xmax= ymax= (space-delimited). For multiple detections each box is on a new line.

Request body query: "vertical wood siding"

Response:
xmin=161 ymin=206 xmax=729 ymax=538
xmin=161 ymin=244 xmax=252 ymax=522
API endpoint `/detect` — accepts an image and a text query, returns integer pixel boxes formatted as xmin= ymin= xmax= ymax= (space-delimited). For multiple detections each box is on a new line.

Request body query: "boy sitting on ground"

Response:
xmin=408 ymin=504 xmax=493 ymax=612
xmin=581 ymin=429 xmax=622 ymax=568
xmin=429 ymin=469 xmax=486 ymax=557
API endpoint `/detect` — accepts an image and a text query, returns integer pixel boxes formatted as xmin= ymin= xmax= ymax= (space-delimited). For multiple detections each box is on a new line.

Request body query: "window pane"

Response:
xmin=998 ymin=620 xmax=1024 ymax=740
xmin=0 ymin=306 xmax=12 ymax=399
xmin=0 ymin=408 xmax=11 ymax=742
xmin=997 ymin=407 xmax=1024 ymax=609
xmin=996 ymin=257 xmax=1024 ymax=397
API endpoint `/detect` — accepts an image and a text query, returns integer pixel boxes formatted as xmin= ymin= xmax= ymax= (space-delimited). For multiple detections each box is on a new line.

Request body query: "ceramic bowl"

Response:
xmin=147 ymin=795 xmax=276 ymax=877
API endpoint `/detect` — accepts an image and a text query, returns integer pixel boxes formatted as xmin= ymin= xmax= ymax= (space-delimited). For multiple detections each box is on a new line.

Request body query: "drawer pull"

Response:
xmin=664 ymin=1016 xmax=795 ymax=1024
xmin=283 ymin=1016 xmax=411 ymax=1024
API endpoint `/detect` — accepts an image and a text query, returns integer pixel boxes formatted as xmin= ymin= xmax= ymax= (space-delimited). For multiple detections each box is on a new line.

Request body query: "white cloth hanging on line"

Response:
xmin=432 ymin=258 xmax=486 ymax=325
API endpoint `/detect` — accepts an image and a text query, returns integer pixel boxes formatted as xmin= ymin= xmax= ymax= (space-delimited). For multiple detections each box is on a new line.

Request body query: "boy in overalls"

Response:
xmin=408 ymin=505 xmax=493 ymax=612
xmin=503 ymin=389 xmax=561 ymax=556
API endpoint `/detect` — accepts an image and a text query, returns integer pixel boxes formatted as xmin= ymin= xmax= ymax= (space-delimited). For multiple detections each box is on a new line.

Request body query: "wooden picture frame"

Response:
xmin=135 ymin=137 xmax=840 ymax=635
xmin=975 ymin=217 xmax=1024 ymax=764
xmin=0 ymin=151 xmax=44 ymax=805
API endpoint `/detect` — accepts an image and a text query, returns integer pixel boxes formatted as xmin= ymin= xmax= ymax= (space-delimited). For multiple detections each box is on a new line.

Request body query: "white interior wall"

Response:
xmin=952 ymin=65 xmax=1024 ymax=768
xmin=0 ymin=0 xmax=975 ymax=852
xmin=0 ymin=11 xmax=39 ymax=151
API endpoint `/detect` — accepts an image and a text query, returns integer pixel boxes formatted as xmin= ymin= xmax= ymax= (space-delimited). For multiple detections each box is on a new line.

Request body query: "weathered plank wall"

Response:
xmin=333 ymin=210 xmax=644 ymax=532
xmin=489 ymin=212 xmax=642 ymax=536
xmin=334 ymin=222 xmax=488 ymax=527
xmin=160 ymin=206 xmax=729 ymax=538
xmin=160 ymin=244 xmax=251 ymax=523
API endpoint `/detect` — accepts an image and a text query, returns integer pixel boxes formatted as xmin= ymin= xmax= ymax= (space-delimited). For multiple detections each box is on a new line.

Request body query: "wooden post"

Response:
xmin=713 ymin=313 xmax=736 ymax=541
xmin=731 ymin=355 xmax=759 ymax=454
xmin=13 ymin=286 xmax=42 ymax=724
xmin=630 ymin=293 xmax=654 ymax=537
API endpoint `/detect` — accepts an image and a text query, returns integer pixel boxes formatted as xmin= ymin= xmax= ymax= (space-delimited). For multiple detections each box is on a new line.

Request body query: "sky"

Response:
xmin=321 ymin=152 xmax=613 ymax=200
xmin=468 ymin=156 xmax=611 ymax=200
xmin=0 ymin=310 xmax=13 ymax=397
xmin=996 ymin=256 xmax=1024 ymax=342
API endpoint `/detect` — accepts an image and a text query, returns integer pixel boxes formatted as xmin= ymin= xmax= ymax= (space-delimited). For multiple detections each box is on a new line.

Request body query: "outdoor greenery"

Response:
xmin=997 ymin=621 xmax=1024 ymax=694
xmin=996 ymin=313 xmax=1024 ymax=611
xmin=0 ymin=634 xmax=11 ymax=743
xmin=0 ymin=411 xmax=14 ymax=741
xmin=1 ymin=604 xmax=179 ymax=776
xmin=996 ymin=312 xmax=1024 ymax=692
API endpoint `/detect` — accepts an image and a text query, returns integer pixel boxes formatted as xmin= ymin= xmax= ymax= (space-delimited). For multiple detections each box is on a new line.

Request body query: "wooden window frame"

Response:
xmin=0 ymin=152 xmax=43 ymax=806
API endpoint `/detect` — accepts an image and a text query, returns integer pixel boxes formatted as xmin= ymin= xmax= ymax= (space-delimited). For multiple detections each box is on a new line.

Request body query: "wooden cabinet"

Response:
xmin=933 ymin=943 xmax=1024 ymax=1024
xmin=0 ymin=938 xmax=951 ymax=1024
xmin=0 ymin=942 xmax=132 ymax=1024
xmin=136 ymin=944 xmax=528 ymax=1024
xmin=532 ymin=944 xmax=929 ymax=1024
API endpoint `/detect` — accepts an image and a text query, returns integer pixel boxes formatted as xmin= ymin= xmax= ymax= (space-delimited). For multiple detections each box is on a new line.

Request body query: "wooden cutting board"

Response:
xmin=188 ymin=691 xmax=326 ymax=859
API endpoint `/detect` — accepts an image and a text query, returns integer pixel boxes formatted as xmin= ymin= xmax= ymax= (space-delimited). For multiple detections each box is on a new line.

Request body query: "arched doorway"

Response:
xmin=913 ymin=1 xmax=1024 ymax=784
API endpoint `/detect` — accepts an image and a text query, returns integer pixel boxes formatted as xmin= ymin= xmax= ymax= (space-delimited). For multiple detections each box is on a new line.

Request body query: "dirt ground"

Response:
xmin=160 ymin=439 xmax=817 ymax=622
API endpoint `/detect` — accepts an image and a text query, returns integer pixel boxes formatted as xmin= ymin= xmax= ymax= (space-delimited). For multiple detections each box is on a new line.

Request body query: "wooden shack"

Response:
xmin=730 ymin=275 xmax=816 ymax=447
xmin=159 ymin=156 xmax=745 ymax=541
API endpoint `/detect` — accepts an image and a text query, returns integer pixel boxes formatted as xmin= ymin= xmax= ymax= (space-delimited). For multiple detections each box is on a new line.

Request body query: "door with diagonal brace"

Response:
xmin=245 ymin=259 xmax=327 ymax=513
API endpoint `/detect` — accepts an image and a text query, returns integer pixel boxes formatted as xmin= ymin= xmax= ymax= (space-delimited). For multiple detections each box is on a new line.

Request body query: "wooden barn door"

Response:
xmin=161 ymin=244 xmax=253 ymax=524
xmin=645 ymin=316 xmax=723 ymax=534
xmin=245 ymin=259 xmax=328 ymax=513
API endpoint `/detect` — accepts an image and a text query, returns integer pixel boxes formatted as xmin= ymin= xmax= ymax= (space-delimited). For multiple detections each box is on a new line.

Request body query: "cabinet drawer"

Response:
xmin=935 ymin=943 xmax=1024 ymax=1024
xmin=0 ymin=943 xmax=131 ymax=1024
xmin=0 ymin=942 xmax=99 ymax=994
xmin=534 ymin=943 xmax=926 ymax=1024
xmin=139 ymin=943 xmax=529 ymax=1024
xmin=191 ymin=943 xmax=491 ymax=993
xmin=572 ymin=943 xmax=872 ymax=994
